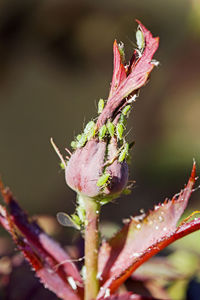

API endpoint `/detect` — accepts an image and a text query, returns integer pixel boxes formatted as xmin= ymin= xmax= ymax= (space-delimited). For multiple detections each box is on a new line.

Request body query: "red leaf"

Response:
xmin=117 ymin=20 xmax=159 ymax=99
xmin=131 ymin=257 xmax=180 ymax=282
xmin=109 ymin=40 xmax=127 ymax=99
xmin=97 ymin=163 xmax=198 ymax=298
xmin=97 ymin=20 xmax=159 ymax=128
xmin=100 ymin=292 xmax=158 ymax=300
xmin=0 ymin=181 xmax=83 ymax=300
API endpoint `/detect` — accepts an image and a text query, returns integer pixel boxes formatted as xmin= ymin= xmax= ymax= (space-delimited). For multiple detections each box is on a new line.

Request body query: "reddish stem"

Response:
xmin=83 ymin=196 xmax=100 ymax=300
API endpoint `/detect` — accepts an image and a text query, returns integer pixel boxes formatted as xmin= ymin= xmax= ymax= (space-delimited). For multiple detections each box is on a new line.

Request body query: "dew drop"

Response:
xmin=105 ymin=288 xmax=110 ymax=297
xmin=140 ymin=208 xmax=145 ymax=213
xmin=123 ymin=218 xmax=130 ymax=224
xmin=158 ymin=216 xmax=164 ymax=222
xmin=136 ymin=223 xmax=141 ymax=229
xmin=132 ymin=252 xmax=141 ymax=258
xmin=47 ymin=268 xmax=54 ymax=274
xmin=67 ymin=276 xmax=77 ymax=290
xmin=163 ymin=227 xmax=167 ymax=231
xmin=151 ymin=59 xmax=160 ymax=67
xmin=155 ymin=225 xmax=159 ymax=230
xmin=127 ymin=94 xmax=137 ymax=103
xmin=81 ymin=265 xmax=86 ymax=280
xmin=97 ymin=272 xmax=103 ymax=280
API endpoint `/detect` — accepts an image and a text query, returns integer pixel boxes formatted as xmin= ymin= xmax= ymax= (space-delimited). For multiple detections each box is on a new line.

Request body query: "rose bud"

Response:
xmin=65 ymin=135 xmax=128 ymax=201
xmin=56 ymin=21 xmax=159 ymax=203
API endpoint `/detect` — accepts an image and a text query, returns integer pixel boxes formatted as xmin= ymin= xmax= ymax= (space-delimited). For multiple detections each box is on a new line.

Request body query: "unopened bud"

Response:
xmin=65 ymin=138 xmax=128 ymax=200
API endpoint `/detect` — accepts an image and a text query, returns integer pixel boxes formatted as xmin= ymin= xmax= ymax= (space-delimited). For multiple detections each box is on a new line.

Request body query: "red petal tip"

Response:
xmin=191 ymin=160 xmax=196 ymax=181
xmin=135 ymin=19 xmax=141 ymax=25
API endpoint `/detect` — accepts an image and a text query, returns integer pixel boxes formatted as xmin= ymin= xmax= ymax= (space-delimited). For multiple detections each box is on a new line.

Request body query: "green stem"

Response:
xmin=82 ymin=196 xmax=100 ymax=300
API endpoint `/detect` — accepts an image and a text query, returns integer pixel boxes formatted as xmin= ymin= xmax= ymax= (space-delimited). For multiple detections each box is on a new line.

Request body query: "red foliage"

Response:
xmin=97 ymin=20 xmax=159 ymax=128
xmin=97 ymin=163 xmax=199 ymax=298
xmin=109 ymin=40 xmax=127 ymax=99
xmin=0 ymin=181 xmax=84 ymax=300
xmin=101 ymin=292 xmax=158 ymax=300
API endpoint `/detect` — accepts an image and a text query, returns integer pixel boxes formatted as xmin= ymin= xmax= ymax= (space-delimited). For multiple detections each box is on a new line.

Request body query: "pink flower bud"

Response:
xmin=65 ymin=138 xmax=128 ymax=200
xmin=65 ymin=20 xmax=159 ymax=201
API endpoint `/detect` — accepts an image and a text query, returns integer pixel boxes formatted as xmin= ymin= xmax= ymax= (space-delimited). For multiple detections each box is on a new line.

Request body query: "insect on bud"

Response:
xmin=65 ymin=138 xmax=128 ymax=201
xmin=64 ymin=20 xmax=160 ymax=202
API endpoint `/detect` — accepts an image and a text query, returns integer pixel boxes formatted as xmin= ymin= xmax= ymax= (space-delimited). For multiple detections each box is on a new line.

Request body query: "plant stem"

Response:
xmin=82 ymin=196 xmax=100 ymax=300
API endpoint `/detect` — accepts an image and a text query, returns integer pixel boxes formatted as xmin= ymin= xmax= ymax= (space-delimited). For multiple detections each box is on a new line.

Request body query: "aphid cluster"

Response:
xmin=69 ymin=98 xmax=133 ymax=187
xmin=115 ymin=104 xmax=132 ymax=162
xmin=98 ymin=101 xmax=131 ymax=141
xmin=51 ymin=26 xmax=146 ymax=190
xmin=70 ymin=98 xmax=132 ymax=155
xmin=95 ymin=102 xmax=133 ymax=193
xmin=49 ymin=20 xmax=160 ymax=242
xmin=70 ymin=120 xmax=96 ymax=149
xmin=52 ymin=29 xmax=145 ymax=201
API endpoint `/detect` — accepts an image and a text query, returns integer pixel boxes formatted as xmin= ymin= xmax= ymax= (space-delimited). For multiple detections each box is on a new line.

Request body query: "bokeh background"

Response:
xmin=0 ymin=0 xmax=200 ymax=225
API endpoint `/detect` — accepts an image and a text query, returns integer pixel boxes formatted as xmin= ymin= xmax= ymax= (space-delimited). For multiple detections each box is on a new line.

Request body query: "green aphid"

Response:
xmin=136 ymin=29 xmax=145 ymax=52
xmin=76 ymin=205 xmax=86 ymax=223
xmin=60 ymin=161 xmax=66 ymax=170
xmin=124 ymin=142 xmax=129 ymax=152
xmin=100 ymin=198 xmax=110 ymax=205
xmin=71 ymin=214 xmax=82 ymax=226
xmin=97 ymin=173 xmax=110 ymax=187
xmin=118 ymin=143 xmax=129 ymax=162
xmin=122 ymin=105 xmax=131 ymax=116
xmin=98 ymin=99 xmax=105 ymax=114
xmin=87 ymin=128 xmax=96 ymax=140
xmin=77 ymin=134 xmax=87 ymax=148
xmin=107 ymin=121 xmax=115 ymax=137
xmin=119 ymin=114 xmax=127 ymax=127
xmin=123 ymin=188 xmax=132 ymax=195
xmin=84 ymin=121 xmax=95 ymax=133
xmin=116 ymin=123 xmax=124 ymax=140
xmin=118 ymin=42 xmax=125 ymax=63
xmin=71 ymin=141 xmax=77 ymax=149
xmin=99 ymin=124 xmax=107 ymax=140
xmin=76 ymin=134 xmax=82 ymax=141
xmin=84 ymin=121 xmax=96 ymax=140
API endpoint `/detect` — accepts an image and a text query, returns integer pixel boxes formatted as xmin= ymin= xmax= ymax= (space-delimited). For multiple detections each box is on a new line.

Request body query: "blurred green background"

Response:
xmin=0 ymin=0 xmax=200 ymax=223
